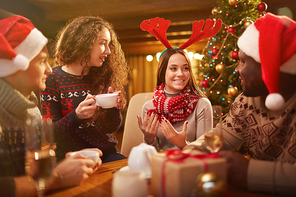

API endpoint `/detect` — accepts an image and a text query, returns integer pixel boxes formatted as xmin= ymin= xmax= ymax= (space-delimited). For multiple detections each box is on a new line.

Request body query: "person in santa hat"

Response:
xmin=0 ymin=15 xmax=102 ymax=197
xmin=184 ymin=12 xmax=296 ymax=196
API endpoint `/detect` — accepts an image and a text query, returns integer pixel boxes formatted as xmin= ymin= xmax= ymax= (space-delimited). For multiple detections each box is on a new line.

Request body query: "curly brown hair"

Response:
xmin=54 ymin=16 xmax=129 ymax=127
xmin=157 ymin=48 xmax=204 ymax=97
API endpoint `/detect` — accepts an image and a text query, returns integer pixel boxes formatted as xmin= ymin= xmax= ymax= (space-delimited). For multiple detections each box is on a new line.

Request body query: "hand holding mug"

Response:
xmin=107 ymin=86 xmax=123 ymax=109
xmin=69 ymin=149 xmax=102 ymax=168
xmin=75 ymin=94 xmax=97 ymax=120
xmin=94 ymin=87 xmax=122 ymax=109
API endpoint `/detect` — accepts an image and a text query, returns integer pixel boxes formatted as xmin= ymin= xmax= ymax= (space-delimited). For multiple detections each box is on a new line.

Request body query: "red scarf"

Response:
xmin=148 ymin=84 xmax=199 ymax=124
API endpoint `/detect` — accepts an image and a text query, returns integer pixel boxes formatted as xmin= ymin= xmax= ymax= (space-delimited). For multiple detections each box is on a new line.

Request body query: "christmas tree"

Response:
xmin=198 ymin=0 xmax=268 ymax=115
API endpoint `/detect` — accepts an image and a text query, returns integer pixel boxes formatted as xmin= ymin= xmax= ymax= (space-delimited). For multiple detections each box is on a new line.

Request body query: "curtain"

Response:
xmin=126 ymin=54 xmax=158 ymax=100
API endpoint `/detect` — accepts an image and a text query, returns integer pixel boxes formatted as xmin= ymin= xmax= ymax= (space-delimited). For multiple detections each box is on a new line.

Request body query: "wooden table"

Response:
xmin=46 ymin=159 xmax=279 ymax=197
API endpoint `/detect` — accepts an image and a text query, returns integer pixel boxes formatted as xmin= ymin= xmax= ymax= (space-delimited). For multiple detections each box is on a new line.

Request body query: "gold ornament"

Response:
xmin=215 ymin=63 xmax=225 ymax=73
xmin=195 ymin=172 xmax=225 ymax=196
xmin=228 ymin=86 xmax=238 ymax=97
xmin=199 ymin=72 xmax=204 ymax=78
xmin=244 ymin=21 xmax=253 ymax=29
xmin=228 ymin=0 xmax=238 ymax=6
xmin=211 ymin=8 xmax=219 ymax=15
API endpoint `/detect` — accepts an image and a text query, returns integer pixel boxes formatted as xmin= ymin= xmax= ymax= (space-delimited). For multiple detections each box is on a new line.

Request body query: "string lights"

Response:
xmin=147 ymin=51 xmax=204 ymax=62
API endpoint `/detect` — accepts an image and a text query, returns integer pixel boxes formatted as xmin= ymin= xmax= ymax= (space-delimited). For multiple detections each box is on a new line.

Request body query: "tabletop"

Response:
xmin=46 ymin=158 xmax=279 ymax=197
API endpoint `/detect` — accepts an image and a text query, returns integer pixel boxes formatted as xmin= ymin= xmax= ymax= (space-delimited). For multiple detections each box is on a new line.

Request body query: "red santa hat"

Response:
xmin=238 ymin=13 xmax=296 ymax=111
xmin=0 ymin=15 xmax=48 ymax=77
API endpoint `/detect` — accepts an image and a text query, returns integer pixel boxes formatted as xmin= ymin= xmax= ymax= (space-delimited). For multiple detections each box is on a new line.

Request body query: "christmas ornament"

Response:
xmin=257 ymin=2 xmax=268 ymax=12
xmin=228 ymin=0 xmax=238 ymax=6
xmin=243 ymin=21 xmax=253 ymax=29
xmin=212 ymin=48 xmax=219 ymax=55
xmin=230 ymin=51 xmax=239 ymax=60
xmin=200 ymin=80 xmax=209 ymax=88
xmin=215 ymin=63 xmax=225 ymax=73
xmin=195 ymin=172 xmax=225 ymax=196
xmin=228 ymin=86 xmax=238 ymax=97
xmin=211 ymin=7 xmax=220 ymax=15
xmin=226 ymin=27 xmax=236 ymax=34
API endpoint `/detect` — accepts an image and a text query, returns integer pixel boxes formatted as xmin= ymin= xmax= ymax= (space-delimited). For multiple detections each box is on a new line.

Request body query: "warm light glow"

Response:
xmin=188 ymin=52 xmax=194 ymax=61
xmin=156 ymin=52 xmax=161 ymax=61
xmin=194 ymin=53 xmax=204 ymax=60
xmin=146 ymin=55 xmax=153 ymax=62
xmin=35 ymin=152 xmax=39 ymax=160
xmin=201 ymin=174 xmax=213 ymax=182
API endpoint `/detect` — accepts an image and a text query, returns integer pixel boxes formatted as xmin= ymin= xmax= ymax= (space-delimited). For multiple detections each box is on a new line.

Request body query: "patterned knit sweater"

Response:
xmin=0 ymin=78 xmax=41 ymax=197
xmin=184 ymin=93 xmax=296 ymax=196
xmin=40 ymin=66 xmax=122 ymax=161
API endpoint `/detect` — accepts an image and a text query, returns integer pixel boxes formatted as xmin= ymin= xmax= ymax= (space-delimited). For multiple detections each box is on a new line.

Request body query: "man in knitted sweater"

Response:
xmin=184 ymin=13 xmax=296 ymax=196
xmin=0 ymin=15 xmax=102 ymax=197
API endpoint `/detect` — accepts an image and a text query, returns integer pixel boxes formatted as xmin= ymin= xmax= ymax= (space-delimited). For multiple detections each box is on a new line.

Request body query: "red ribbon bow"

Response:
xmin=161 ymin=150 xmax=220 ymax=197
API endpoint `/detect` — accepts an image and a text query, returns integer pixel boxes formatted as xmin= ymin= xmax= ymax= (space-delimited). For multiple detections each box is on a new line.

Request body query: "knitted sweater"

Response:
xmin=142 ymin=90 xmax=212 ymax=151
xmin=40 ymin=66 xmax=122 ymax=161
xmin=184 ymin=93 xmax=296 ymax=196
xmin=0 ymin=78 xmax=41 ymax=197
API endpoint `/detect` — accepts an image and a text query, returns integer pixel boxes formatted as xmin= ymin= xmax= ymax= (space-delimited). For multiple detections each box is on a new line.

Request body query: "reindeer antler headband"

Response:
xmin=140 ymin=17 xmax=222 ymax=56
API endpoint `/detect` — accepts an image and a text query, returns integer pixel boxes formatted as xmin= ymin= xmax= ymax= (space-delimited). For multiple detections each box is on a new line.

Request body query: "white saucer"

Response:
xmin=118 ymin=166 xmax=151 ymax=179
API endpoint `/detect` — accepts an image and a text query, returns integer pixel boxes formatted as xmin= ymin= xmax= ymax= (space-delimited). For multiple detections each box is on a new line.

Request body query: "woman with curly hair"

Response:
xmin=41 ymin=16 xmax=129 ymax=163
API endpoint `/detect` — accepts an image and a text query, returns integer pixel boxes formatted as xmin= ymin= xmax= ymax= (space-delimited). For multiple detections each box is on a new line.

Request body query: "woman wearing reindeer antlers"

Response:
xmin=137 ymin=17 xmax=222 ymax=151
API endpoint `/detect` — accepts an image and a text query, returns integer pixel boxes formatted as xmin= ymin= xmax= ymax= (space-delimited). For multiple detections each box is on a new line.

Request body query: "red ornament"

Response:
xmin=227 ymin=27 xmax=236 ymax=34
xmin=212 ymin=48 xmax=219 ymax=55
xmin=200 ymin=80 xmax=209 ymax=88
xmin=213 ymin=55 xmax=219 ymax=60
xmin=257 ymin=2 xmax=268 ymax=12
xmin=230 ymin=51 xmax=239 ymax=60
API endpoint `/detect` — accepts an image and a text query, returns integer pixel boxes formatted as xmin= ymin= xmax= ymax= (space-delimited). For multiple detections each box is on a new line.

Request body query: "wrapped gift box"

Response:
xmin=151 ymin=151 xmax=227 ymax=197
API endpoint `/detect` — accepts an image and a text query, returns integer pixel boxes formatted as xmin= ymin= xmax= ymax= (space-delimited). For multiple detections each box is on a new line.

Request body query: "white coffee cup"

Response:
xmin=94 ymin=93 xmax=118 ymax=109
xmin=69 ymin=150 xmax=100 ymax=167
xmin=112 ymin=169 xmax=148 ymax=197
xmin=128 ymin=143 xmax=157 ymax=178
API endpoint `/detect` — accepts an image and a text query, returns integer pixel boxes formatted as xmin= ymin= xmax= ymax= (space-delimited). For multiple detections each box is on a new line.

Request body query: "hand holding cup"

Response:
xmin=94 ymin=86 xmax=122 ymax=109
xmin=69 ymin=150 xmax=101 ymax=168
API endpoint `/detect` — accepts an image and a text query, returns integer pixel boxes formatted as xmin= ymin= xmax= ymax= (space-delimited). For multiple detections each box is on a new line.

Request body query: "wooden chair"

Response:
xmin=120 ymin=92 xmax=153 ymax=157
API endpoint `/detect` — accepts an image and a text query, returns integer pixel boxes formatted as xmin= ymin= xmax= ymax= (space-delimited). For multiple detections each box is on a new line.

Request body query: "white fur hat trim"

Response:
xmin=265 ymin=93 xmax=285 ymax=111
xmin=237 ymin=24 xmax=260 ymax=63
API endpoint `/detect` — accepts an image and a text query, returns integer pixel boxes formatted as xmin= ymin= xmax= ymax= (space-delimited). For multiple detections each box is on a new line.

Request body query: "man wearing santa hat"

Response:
xmin=184 ymin=13 xmax=296 ymax=196
xmin=0 ymin=15 xmax=102 ymax=196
